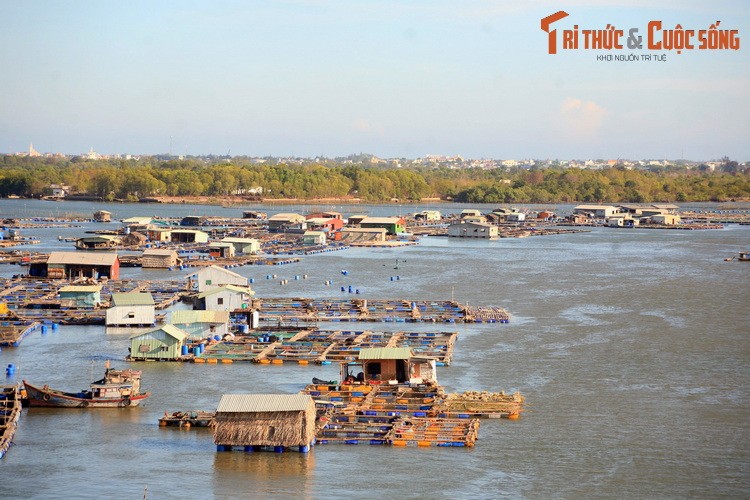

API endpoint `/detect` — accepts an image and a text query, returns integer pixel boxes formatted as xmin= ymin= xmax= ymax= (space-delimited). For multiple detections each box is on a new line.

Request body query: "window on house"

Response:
xmin=205 ymin=279 xmax=212 ymax=285
xmin=128 ymin=312 xmax=135 ymax=319
xmin=217 ymin=298 xmax=224 ymax=305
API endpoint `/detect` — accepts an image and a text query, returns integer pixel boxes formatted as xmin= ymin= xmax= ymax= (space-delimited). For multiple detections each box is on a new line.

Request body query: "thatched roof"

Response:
xmin=213 ymin=394 xmax=316 ymax=447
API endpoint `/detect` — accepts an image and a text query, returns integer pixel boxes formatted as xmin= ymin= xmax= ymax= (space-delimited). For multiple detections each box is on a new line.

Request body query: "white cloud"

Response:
xmin=558 ymin=97 xmax=608 ymax=140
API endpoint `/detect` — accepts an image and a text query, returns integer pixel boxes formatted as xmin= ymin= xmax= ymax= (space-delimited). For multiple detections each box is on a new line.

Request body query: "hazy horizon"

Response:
xmin=1 ymin=1 xmax=747 ymax=160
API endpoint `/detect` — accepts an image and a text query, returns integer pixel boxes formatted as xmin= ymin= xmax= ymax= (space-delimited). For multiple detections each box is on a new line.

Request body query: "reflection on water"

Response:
xmin=213 ymin=451 xmax=315 ymax=497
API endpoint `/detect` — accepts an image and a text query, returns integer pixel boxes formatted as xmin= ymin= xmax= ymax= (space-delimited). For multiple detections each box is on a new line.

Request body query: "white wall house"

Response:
xmin=447 ymin=221 xmax=499 ymax=239
xmin=196 ymin=285 xmax=255 ymax=312
xmin=105 ymin=292 xmax=156 ymax=326
xmin=170 ymin=310 xmax=230 ymax=339
xmin=189 ymin=265 xmax=248 ymax=292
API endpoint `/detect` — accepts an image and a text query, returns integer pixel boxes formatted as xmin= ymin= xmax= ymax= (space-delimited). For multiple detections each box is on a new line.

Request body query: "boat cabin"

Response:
xmin=340 ymin=347 xmax=438 ymax=386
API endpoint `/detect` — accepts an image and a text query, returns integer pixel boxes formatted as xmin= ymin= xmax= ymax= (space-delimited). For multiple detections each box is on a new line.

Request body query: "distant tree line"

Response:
xmin=0 ymin=155 xmax=748 ymax=203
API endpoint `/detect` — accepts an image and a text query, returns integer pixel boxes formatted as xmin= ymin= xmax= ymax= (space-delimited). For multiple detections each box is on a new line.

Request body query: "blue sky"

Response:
xmin=1 ymin=0 xmax=747 ymax=160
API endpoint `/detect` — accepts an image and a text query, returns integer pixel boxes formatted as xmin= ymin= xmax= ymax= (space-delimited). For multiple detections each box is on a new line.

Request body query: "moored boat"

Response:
xmin=0 ymin=384 xmax=22 ymax=459
xmin=23 ymin=363 xmax=150 ymax=408
xmin=159 ymin=410 xmax=215 ymax=428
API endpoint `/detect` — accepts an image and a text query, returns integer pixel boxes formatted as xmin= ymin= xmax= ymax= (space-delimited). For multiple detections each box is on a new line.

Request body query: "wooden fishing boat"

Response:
xmin=23 ymin=364 xmax=150 ymax=408
xmin=0 ymin=384 xmax=22 ymax=459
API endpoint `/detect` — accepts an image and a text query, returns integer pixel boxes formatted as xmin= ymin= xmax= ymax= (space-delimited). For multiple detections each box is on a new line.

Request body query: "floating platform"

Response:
xmin=159 ymin=410 xmax=215 ymax=428
xmin=0 ymin=384 xmax=22 ymax=459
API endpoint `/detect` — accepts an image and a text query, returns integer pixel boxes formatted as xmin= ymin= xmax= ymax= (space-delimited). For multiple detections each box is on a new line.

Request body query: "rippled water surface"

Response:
xmin=1 ymin=200 xmax=748 ymax=498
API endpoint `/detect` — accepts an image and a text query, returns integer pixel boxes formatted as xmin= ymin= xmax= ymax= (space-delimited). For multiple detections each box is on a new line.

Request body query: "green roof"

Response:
xmin=129 ymin=324 xmax=188 ymax=341
xmin=171 ymin=310 xmax=230 ymax=324
xmin=358 ymin=347 xmax=413 ymax=360
xmin=111 ymin=292 xmax=155 ymax=306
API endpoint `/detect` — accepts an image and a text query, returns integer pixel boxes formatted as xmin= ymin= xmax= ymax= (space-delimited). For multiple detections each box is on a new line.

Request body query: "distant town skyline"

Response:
xmin=1 ymin=1 xmax=748 ymax=161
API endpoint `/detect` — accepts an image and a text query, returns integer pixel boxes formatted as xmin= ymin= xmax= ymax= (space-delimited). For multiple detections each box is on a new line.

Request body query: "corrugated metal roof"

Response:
xmin=197 ymin=285 xmax=255 ymax=299
xmin=190 ymin=265 xmax=245 ymax=280
xmin=171 ymin=310 xmax=229 ymax=324
xmin=129 ymin=324 xmax=188 ymax=341
xmin=340 ymin=227 xmax=387 ymax=233
xmin=111 ymin=292 xmax=155 ymax=306
xmin=142 ymin=249 xmax=178 ymax=256
xmin=358 ymin=347 xmax=413 ymax=360
xmin=360 ymin=217 xmax=405 ymax=225
xmin=59 ymin=285 xmax=102 ymax=293
xmin=221 ymin=237 xmax=259 ymax=244
xmin=122 ymin=216 xmax=152 ymax=224
xmin=268 ymin=212 xmax=304 ymax=221
xmin=47 ymin=252 xmax=118 ymax=266
xmin=217 ymin=394 xmax=313 ymax=413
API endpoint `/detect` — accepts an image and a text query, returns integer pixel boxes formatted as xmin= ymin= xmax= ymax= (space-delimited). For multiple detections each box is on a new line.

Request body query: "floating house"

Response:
xmin=171 ymin=310 xmax=229 ymax=339
xmin=651 ymin=214 xmax=681 ymax=225
xmin=208 ymin=242 xmax=235 ymax=258
xmin=221 ymin=237 xmax=260 ymax=255
xmin=242 ymin=211 xmax=267 ymax=219
xmin=169 ymin=229 xmax=209 ymax=244
xmin=338 ymin=227 xmax=387 ymax=243
xmin=447 ymin=221 xmax=498 ymax=239
xmin=346 ymin=215 xmax=367 ymax=226
xmin=607 ymin=216 xmax=640 ymax=227
xmin=213 ymin=394 xmax=317 ymax=452
xmin=142 ymin=249 xmax=181 ymax=269
xmin=128 ymin=325 xmax=188 ymax=361
xmin=306 ymin=211 xmax=343 ymax=220
xmin=189 ymin=265 xmax=248 ymax=292
xmin=30 ymin=252 xmax=120 ymax=279
xmin=359 ymin=217 xmax=406 ymax=235
xmin=122 ymin=232 xmax=148 ymax=247
xmin=74 ymin=235 xmax=121 ymax=250
xmin=341 ymin=347 xmax=439 ymax=385
xmin=93 ymin=210 xmax=112 ymax=222
xmin=305 ymin=217 xmax=344 ymax=233
xmin=301 ymin=230 xmax=326 ymax=246
xmin=268 ymin=213 xmax=306 ymax=232
xmin=506 ymin=212 xmax=526 ymax=222
xmin=573 ymin=204 xmax=620 ymax=218
xmin=195 ymin=285 xmax=254 ymax=312
xmin=59 ymin=285 xmax=102 ymax=308
xmin=414 ymin=210 xmax=441 ymax=221
xmin=106 ymin=292 xmax=156 ymax=326
xmin=460 ymin=209 xmax=482 ymax=219
xmin=180 ymin=215 xmax=208 ymax=227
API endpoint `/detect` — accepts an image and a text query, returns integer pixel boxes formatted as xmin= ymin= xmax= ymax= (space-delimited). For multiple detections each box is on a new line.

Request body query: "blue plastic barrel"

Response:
xmin=181 ymin=345 xmax=189 ymax=356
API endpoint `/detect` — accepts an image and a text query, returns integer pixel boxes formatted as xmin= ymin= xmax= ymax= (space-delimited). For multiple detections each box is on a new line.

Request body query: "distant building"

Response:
xmin=447 ymin=221 xmax=498 ymax=239
xmin=338 ymin=227 xmax=387 ymax=243
xmin=301 ymin=230 xmax=327 ymax=246
xmin=359 ymin=217 xmax=405 ymax=235
xmin=141 ymin=249 xmax=181 ymax=269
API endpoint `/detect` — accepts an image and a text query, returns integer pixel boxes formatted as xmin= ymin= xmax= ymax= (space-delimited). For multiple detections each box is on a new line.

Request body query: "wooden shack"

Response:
xmin=213 ymin=394 xmax=316 ymax=452
xmin=30 ymin=252 xmax=120 ymax=279
xmin=242 ymin=211 xmax=267 ymax=219
xmin=268 ymin=213 xmax=305 ymax=232
xmin=93 ymin=210 xmax=112 ymax=222
xmin=74 ymin=235 xmax=121 ymax=250
xmin=142 ymin=249 xmax=181 ymax=268
xmin=341 ymin=347 xmax=439 ymax=385
xmin=106 ymin=292 xmax=156 ymax=326
xmin=447 ymin=221 xmax=498 ymax=239
xmin=128 ymin=325 xmax=188 ymax=361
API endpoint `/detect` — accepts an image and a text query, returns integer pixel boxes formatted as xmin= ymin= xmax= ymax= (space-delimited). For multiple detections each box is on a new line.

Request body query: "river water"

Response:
xmin=0 ymin=200 xmax=748 ymax=498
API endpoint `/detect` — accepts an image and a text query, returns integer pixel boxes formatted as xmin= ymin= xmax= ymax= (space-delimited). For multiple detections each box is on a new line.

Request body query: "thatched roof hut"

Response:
xmin=213 ymin=394 xmax=316 ymax=450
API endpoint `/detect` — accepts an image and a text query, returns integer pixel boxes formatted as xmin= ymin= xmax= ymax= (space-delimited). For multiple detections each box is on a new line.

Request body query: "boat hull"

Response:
xmin=23 ymin=381 xmax=149 ymax=408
